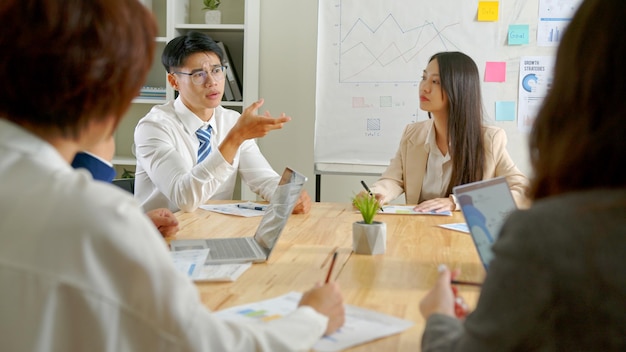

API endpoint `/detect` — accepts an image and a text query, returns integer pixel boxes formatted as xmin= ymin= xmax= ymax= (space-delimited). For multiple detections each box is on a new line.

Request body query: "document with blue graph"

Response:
xmin=214 ymin=291 xmax=413 ymax=351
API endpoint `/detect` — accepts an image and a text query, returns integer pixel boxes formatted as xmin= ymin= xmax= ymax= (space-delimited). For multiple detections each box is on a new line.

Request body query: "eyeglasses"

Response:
xmin=172 ymin=66 xmax=227 ymax=85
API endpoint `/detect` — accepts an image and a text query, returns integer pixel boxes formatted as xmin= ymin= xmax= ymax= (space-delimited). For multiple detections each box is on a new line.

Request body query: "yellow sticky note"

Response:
xmin=478 ymin=1 xmax=499 ymax=21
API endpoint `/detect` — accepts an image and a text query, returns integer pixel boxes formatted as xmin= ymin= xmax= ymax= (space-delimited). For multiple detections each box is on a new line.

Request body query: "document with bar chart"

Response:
xmin=537 ymin=0 xmax=583 ymax=47
xmin=214 ymin=291 xmax=413 ymax=351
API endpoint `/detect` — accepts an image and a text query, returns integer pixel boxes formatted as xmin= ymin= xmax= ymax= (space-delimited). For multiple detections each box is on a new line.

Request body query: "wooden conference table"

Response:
xmin=173 ymin=202 xmax=484 ymax=351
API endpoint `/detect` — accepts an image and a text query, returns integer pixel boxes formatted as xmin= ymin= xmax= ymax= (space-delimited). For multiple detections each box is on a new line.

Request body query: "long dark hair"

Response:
xmin=429 ymin=52 xmax=485 ymax=194
xmin=528 ymin=0 xmax=626 ymax=199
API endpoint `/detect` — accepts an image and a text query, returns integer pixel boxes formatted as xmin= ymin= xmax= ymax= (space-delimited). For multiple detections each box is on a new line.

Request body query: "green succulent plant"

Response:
xmin=121 ymin=168 xmax=135 ymax=179
xmin=202 ymin=0 xmax=221 ymax=10
xmin=352 ymin=192 xmax=381 ymax=224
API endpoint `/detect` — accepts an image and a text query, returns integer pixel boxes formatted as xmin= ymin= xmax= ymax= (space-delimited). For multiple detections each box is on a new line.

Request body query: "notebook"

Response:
xmin=453 ymin=176 xmax=517 ymax=269
xmin=170 ymin=167 xmax=307 ymax=264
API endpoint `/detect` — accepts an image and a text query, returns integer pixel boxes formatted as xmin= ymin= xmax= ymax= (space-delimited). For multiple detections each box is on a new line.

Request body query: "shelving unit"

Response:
xmin=113 ymin=0 xmax=259 ymax=181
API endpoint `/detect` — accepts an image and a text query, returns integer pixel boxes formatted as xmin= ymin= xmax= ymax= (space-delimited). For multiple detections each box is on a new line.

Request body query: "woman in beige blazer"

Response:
xmin=370 ymin=52 xmax=529 ymax=211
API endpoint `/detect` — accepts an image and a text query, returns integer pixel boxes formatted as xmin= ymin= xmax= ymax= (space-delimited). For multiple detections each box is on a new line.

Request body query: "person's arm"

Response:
xmin=292 ymin=190 xmax=312 ymax=214
xmin=420 ymin=210 xmax=553 ymax=351
xmin=488 ymin=129 xmax=530 ymax=208
xmin=134 ymin=115 xmax=234 ymax=212
xmin=96 ymin=197 xmax=336 ymax=351
xmin=217 ymin=99 xmax=290 ymax=164
xmin=369 ymin=125 xmax=413 ymax=204
xmin=135 ymin=101 xmax=291 ymax=213
xmin=145 ymin=208 xmax=179 ymax=237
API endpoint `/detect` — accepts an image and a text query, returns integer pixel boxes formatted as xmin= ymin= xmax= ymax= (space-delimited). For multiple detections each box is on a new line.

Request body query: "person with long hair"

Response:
xmin=0 ymin=1 xmax=343 ymax=350
xmin=419 ymin=0 xmax=626 ymax=349
xmin=369 ymin=52 xmax=529 ymax=212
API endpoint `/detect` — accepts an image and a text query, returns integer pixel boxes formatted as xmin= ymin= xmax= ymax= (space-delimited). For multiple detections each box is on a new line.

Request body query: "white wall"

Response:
xmin=257 ymin=1 xmax=533 ymax=203
xmin=257 ymin=0 xmax=380 ymax=202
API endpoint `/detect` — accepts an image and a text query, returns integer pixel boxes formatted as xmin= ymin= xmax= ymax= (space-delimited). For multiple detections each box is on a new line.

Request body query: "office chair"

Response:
xmin=112 ymin=178 xmax=135 ymax=194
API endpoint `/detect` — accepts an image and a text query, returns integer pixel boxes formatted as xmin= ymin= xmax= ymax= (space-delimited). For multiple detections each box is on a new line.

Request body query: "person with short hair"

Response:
xmin=0 ymin=1 xmax=343 ymax=350
xmin=71 ymin=136 xmax=180 ymax=237
xmin=134 ymin=31 xmax=312 ymax=214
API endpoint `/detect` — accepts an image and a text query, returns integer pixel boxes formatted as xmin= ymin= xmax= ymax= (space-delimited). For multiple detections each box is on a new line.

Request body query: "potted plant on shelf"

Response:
xmin=202 ymin=0 xmax=221 ymax=24
xmin=351 ymin=193 xmax=386 ymax=255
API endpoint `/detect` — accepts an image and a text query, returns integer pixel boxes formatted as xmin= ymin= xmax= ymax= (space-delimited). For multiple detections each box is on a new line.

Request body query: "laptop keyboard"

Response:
xmin=208 ymin=238 xmax=260 ymax=260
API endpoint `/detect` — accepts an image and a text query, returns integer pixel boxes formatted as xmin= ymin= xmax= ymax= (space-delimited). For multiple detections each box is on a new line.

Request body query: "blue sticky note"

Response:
xmin=508 ymin=24 xmax=529 ymax=45
xmin=495 ymin=101 xmax=516 ymax=121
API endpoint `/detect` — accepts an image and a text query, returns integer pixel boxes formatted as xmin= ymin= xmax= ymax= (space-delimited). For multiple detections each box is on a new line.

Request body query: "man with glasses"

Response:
xmin=134 ymin=31 xmax=312 ymax=213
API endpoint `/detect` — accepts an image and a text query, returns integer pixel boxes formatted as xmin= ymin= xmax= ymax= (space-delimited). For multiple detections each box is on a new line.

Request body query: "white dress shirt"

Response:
xmin=0 ymin=119 xmax=327 ymax=352
xmin=134 ymin=98 xmax=280 ymax=212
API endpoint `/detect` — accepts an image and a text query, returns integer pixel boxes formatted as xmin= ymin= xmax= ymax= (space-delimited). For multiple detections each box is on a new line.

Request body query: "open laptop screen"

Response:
xmin=253 ymin=168 xmax=307 ymax=252
xmin=453 ymin=176 xmax=517 ymax=269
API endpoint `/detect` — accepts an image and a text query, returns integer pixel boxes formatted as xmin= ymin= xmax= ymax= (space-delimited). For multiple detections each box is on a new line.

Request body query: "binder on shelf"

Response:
xmin=139 ymin=86 xmax=166 ymax=100
xmin=216 ymin=41 xmax=243 ymax=101
xmin=222 ymin=72 xmax=235 ymax=101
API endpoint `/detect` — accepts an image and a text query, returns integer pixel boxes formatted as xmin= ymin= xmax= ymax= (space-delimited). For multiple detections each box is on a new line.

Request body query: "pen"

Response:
xmin=236 ymin=203 xmax=267 ymax=211
xmin=360 ymin=180 xmax=384 ymax=212
xmin=451 ymin=279 xmax=483 ymax=287
xmin=325 ymin=251 xmax=338 ymax=283
xmin=360 ymin=180 xmax=373 ymax=196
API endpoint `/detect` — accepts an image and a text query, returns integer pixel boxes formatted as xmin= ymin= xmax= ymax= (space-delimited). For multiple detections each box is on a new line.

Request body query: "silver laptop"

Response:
xmin=170 ymin=167 xmax=307 ymax=264
xmin=453 ymin=176 xmax=517 ymax=270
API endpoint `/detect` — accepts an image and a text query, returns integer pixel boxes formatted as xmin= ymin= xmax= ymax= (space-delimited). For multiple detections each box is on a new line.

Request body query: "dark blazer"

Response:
xmin=421 ymin=189 xmax=626 ymax=351
xmin=72 ymin=152 xmax=116 ymax=183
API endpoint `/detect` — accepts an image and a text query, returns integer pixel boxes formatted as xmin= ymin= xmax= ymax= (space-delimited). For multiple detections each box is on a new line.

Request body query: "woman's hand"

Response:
xmin=414 ymin=197 xmax=455 ymax=213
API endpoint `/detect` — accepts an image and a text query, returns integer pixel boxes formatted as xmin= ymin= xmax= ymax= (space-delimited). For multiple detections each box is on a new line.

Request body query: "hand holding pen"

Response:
xmin=298 ymin=251 xmax=345 ymax=335
xmin=419 ymin=264 xmax=472 ymax=320
xmin=360 ymin=180 xmax=384 ymax=212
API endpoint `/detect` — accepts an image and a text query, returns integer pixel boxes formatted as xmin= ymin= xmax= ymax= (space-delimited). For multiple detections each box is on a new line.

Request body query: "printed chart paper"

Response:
xmin=214 ymin=291 xmax=414 ymax=351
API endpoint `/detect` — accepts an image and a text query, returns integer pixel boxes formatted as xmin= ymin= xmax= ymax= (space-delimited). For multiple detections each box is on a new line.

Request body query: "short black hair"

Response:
xmin=161 ymin=31 xmax=223 ymax=73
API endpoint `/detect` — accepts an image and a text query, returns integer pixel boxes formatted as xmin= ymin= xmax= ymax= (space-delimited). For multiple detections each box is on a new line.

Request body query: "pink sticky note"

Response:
xmin=485 ymin=61 xmax=506 ymax=82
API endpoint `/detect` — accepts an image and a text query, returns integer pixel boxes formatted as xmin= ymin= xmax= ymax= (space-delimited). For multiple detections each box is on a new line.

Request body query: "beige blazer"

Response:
xmin=370 ymin=120 xmax=530 ymax=208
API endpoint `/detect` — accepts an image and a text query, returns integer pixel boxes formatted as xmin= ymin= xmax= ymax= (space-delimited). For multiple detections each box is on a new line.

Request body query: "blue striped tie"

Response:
xmin=196 ymin=125 xmax=212 ymax=163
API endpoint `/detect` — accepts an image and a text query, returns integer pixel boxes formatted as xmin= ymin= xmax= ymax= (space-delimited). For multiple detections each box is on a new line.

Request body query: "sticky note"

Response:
xmin=495 ymin=101 xmax=516 ymax=121
xmin=508 ymin=24 xmax=530 ymax=45
xmin=485 ymin=62 xmax=506 ymax=82
xmin=478 ymin=1 xmax=499 ymax=21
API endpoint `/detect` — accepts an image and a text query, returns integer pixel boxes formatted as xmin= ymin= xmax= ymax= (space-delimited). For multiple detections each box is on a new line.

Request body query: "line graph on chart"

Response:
xmin=340 ymin=16 xmax=460 ymax=83
xmin=316 ymin=0 xmax=481 ymax=165
xmin=335 ymin=0 xmax=463 ymax=84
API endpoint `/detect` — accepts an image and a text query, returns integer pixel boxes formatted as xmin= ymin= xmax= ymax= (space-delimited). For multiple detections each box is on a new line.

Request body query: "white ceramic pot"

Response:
xmin=352 ymin=221 xmax=386 ymax=255
xmin=204 ymin=10 xmax=221 ymax=24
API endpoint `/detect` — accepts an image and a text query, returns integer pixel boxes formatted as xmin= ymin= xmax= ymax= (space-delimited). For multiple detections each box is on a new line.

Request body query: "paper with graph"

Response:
xmin=214 ymin=291 xmax=413 ymax=351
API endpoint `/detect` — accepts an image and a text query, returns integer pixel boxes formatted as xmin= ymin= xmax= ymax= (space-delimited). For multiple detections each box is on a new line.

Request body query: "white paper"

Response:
xmin=537 ymin=0 xmax=583 ymax=47
xmin=517 ymin=56 xmax=555 ymax=133
xmin=171 ymin=248 xmax=252 ymax=282
xmin=199 ymin=202 xmax=267 ymax=217
xmin=380 ymin=205 xmax=452 ymax=216
xmin=438 ymin=222 xmax=469 ymax=234
xmin=192 ymin=262 xmax=252 ymax=282
xmin=214 ymin=291 xmax=414 ymax=351
xmin=170 ymin=249 xmax=210 ymax=277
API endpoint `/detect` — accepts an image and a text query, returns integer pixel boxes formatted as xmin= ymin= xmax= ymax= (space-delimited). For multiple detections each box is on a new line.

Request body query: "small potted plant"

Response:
xmin=351 ymin=193 xmax=386 ymax=255
xmin=203 ymin=0 xmax=221 ymax=24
